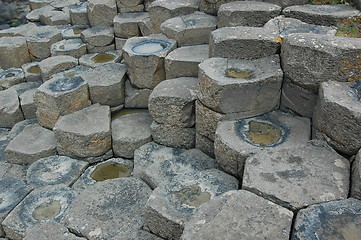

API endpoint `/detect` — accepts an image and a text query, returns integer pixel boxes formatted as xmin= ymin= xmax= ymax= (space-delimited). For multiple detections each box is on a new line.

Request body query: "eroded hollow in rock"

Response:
xmin=174 ymin=184 xmax=211 ymax=207
xmin=5 ymin=73 xmax=16 ymax=78
xmin=90 ymin=162 xmax=132 ymax=181
xmin=72 ymin=28 xmax=84 ymax=35
xmin=225 ymin=68 xmax=254 ymax=79
xmin=111 ymin=108 xmax=149 ymax=120
xmin=27 ymin=65 xmax=41 ymax=74
xmin=48 ymin=77 xmax=83 ymax=92
xmin=131 ymin=40 xmax=170 ymax=55
xmin=91 ymin=53 xmax=116 ymax=63
xmin=32 ymin=199 xmax=62 ymax=221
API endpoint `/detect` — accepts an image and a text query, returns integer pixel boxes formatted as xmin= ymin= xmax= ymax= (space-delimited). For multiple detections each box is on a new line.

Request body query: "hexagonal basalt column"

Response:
xmin=195 ymin=100 xmax=222 ymax=142
xmin=198 ymin=55 xmax=283 ymax=118
xmin=22 ymin=62 xmax=42 ymax=82
xmin=242 ymin=141 xmax=350 ymax=211
xmin=113 ymin=12 xmax=149 ymax=39
xmin=80 ymin=27 xmax=115 ymax=53
xmin=199 ymin=0 xmax=237 ymax=16
xmin=161 ymin=11 xmax=217 ymax=46
xmin=29 ymin=0 xmax=53 ymax=10
xmin=2 ymin=185 xmax=77 ymax=240
xmin=181 ymin=190 xmax=294 ymax=240
xmin=0 ymin=89 xmax=24 ymax=128
xmin=54 ymin=104 xmax=112 ymax=158
xmin=123 ymin=34 xmax=176 ymax=89
xmin=116 ymin=0 xmax=144 ymax=13
xmin=39 ymin=9 xmax=70 ymax=26
xmin=144 ymin=169 xmax=238 ymax=240
xmin=313 ymin=81 xmax=361 ymax=156
xmin=0 ymin=68 xmax=25 ymax=89
xmin=209 ymin=26 xmax=280 ymax=60
xmin=0 ymin=37 xmax=31 ymax=69
xmin=87 ymin=0 xmax=117 ymax=27
xmin=51 ymin=39 xmax=87 ymax=58
xmin=217 ymin=1 xmax=281 ymax=28
xmin=79 ymin=51 xmax=122 ymax=68
xmin=34 ymin=76 xmax=90 ymax=129
xmin=214 ymin=111 xmax=311 ymax=178
xmin=24 ymin=222 xmax=87 ymax=240
xmin=124 ymin=80 xmax=152 ymax=108
xmin=61 ymin=26 xmax=88 ymax=40
xmin=69 ymin=2 xmax=89 ymax=26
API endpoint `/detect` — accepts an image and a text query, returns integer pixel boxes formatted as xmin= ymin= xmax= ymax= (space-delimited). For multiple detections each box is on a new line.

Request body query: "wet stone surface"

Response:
xmin=48 ymin=76 xmax=84 ymax=92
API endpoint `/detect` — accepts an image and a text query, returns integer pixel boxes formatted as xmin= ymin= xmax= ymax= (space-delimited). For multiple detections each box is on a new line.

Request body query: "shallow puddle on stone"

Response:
xmin=90 ymin=162 xmax=131 ymax=181
xmin=64 ymin=72 xmax=76 ymax=78
xmin=175 ymin=184 xmax=211 ymax=207
xmin=132 ymin=40 xmax=169 ymax=54
xmin=111 ymin=108 xmax=149 ymax=120
xmin=72 ymin=28 xmax=84 ymax=35
xmin=5 ymin=73 xmax=15 ymax=78
xmin=49 ymin=77 xmax=83 ymax=92
xmin=226 ymin=68 xmax=253 ymax=79
xmin=91 ymin=53 xmax=115 ymax=63
xmin=59 ymin=45 xmax=65 ymax=50
xmin=245 ymin=121 xmax=282 ymax=146
xmin=32 ymin=199 xmax=61 ymax=221
xmin=27 ymin=65 xmax=41 ymax=74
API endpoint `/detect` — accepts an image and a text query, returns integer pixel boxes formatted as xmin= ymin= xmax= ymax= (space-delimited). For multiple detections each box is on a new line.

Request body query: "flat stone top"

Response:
xmin=79 ymin=51 xmax=122 ymax=68
xmin=166 ymin=44 xmax=209 ymax=62
xmin=283 ymin=4 xmax=361 ymax=16
xmin=51 ymin=65 xmax=90 ymax=79
xmin=54 ymin=104 xmax=110 ymax=135
xmin=88 ymin=0 xmax=116 ymax=6
xmin=292 ymin=198 xmax=361 ymax=240
xmin=162 ymin=11 xmax=217 ymax=30
xmin=113 ymin=11 xmax=149 ymax=22
xmin=52 ymin=39 xmax=85 ymax=51
xmin=81 ymin=26 xmax=114 ymax=38
xmin=243 ymin=141 xmax=350 ymax=210
xmin=80 ymin=63 xmax=126 ymax=87
xmin=150 ymin=77 xmax=198 ymax=100
xmin=0 ymin=23 xmax=38 ymax=38
xmin=149 ymin=0 xmax=199 ymax=10
xmin=26 ymin=25 xmax=61 ymax=41
xmin=0 ymin=68 xmax=24 ymax=80
xmin=199 ymin=55 xmax=283 ymax=85
xmin=219 ymin=1 xmax=282 ymax=11
xmin=181 ymin=190 xmax=293 ymax=240
xmin=112 ymin=113 xmax=152 ymax=139
xmin=212 ymin=26 xmax=279 ymax=43
xmin=38 ymin=76 xmax=86 ymax=94
xmin=0 ymin=89 xmax=18 ymax=109
xmin=0 ymin=36 xmax=27 ymax=47
xmin=24 ymin=222 xmax=86 ymax=240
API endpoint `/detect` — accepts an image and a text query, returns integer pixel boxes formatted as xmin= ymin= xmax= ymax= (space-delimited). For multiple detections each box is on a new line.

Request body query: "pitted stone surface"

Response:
xmin=79 ymin=51 xmax=122 ymax=68
xmin=51 ymin=39 xmax=87 ymax=58
xmin=39 ymin=9 xmax=70 ymax=26
xmin=26 ymin=26 xmax=62 ymax=59
xmin=199 ymin=0 xmax=237 ymax=16
xmin=0 ymin=162 xmax=27 ymax=181
xmin=69 ymin=2 xmax=89 ymax=26
xmin=0 ymin=23 xmax=37 ymax=38
xmin=0 ymin=68 xmax=25 ymax=89
xmin=123 ymin=34 xmax=176 ymax=89
xmin=20 ymin=89 xmax=38 ymax=119
xmin=210 ymin=26 xmax=280 ymax=60
xmin=114 ymin=12 xmax=149 ymax=38
xmin=72 ymin=158 xmax=134 ymax=191
xmin=149 ymin=77 xmax=197 ymax=127
xmin=124 ymin=80 xmax=152 ymax=108
xmin=0 ymin=88 xmax=24 ymax=128
xmin=116 ymin=0 xmax=144 ymax=13
xmin=80 ymin=63 xmax=126 ymax=107
xmin=110 ymin=230 xmax=163 ymax=240
xmin=54 ymin=104 xmax=112 ymax=159
xmin=61 ymin=26 xmax=88 ymax=40
xmin=292 ymin=198 xmax=361 ymax=240
xmin=145 ymin=169 xmax=238 ymax=240
xmin=87 ymin=0 xmax=117 ymax=27
xmin=195 ymin=100 xmax=222 ymax=141
xmin=161 ymin=11 xmax=217 ymax=46
xmin=218 ymin=1 xmax=281 ymax=28
xmin=195 ymin=133 xmax=214 ymax=158
xmin=62 ymin=177 xmax=152 ymax=240
xmin=5 ymin=123 xmax=56 ymax=164
xmin=24 ymin=222 xmax=86 ymax=240
xmin=34 ymin=76 xmax=90 ymax=129
xmin=351 ymin=149 xmax=361 ymax=200
xmin=181 ymin=190 xmax=294 ymax=240
xmin=133 ymin=142 xmax=219 ymax=189
xmin=243 ymin=141 xmax=350 ymax=210
xmin=283 ymin=4 xmax=361 ymax=27
xmin=112 ymin=112 xmax=152 ymax=158
xmin=198 ymin=55 xmax=283 ymax=117
xmin=313 ymin=81 xmax=361 ymax=155
xmin=27 ymin=155 xmax=88 ymax=188
xmin=214 ymin=111 xmax=310 ymax=178
xmin=80 ymin=27 xmax=114 ymax=47
xmin=2 ymin=185 xmax=77 ymax=240
xmin=0 ymin=36 xmax=31 ymax=69
xmin=165 ymin=44 xmax=209 ymax=79
xmin=39 ymin=55 xmax=78 ymax=81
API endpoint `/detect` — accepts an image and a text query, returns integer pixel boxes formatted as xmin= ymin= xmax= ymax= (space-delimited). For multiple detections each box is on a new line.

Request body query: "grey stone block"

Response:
xmin=181 ymin=190 xmax=293 ymax=240
xmin=151 ymin=121 xmax=196 ymax=149
xmin=50 ymin=0 xmax=80 ymax=9
xmin=123 ymin=34 xmax=176 ymax=89
xmin=62 ymin=178 xmax=152 ymax=239
xmin=283 ymin=4 xmax=361 ymax=26
xmin=218 ymin=1 xmax=281 ymax=28
xmin=0 ymin=89 xmax=24 ymax=128
xmin=39 ymin=55 xmax=78 ymax=81
xmin=87 ymin=0 xmax=117 ymax=27
xmin=69 ymin=2 xmax=89 ymax=26
xmin=115 ymin=37 xmax=127 ymax=50
xmin=165 ymin=44 xmax=209 ymax=79
xmin=2 ymin=185 xmax=77 ymax=240
xmin=195 ymin=133 xmax=214 ymax=158
xmin=72 ymin=158 xmax=134 ymax=191
xmin=7 ymin=119 xmax=38 ymax=141
xmin=117 ymin=4 xmax=144 ymax=13
xmin=112 ymin=112 xmax=153 ymax=158
xmin=0 ymin=162 xmax=27 ymax=181
xmin=26 ymin=5 xmax=55 ymax=22
xmin=195 ymin=100 xmax=223 ymax=141
xmin=61 ymin=26 xmax=89 ymax=40
xmin=161 ymin=11 xmax=217 ymax=46
xmin=80 ymin=27 xmax=114 ymax=47
xmin=149 ymin=77 xmax=197 ymax=127
xmin=20 ymin=89 xmax=38 ymax=119
xmin=210 ymin=26 xmax=280 ymax=60
xmin=22 ymin=62 xmax=42 ymax=83
xmin=27 ymin=155 xmax=88 ymax=188
xmin=34 ymin=76 xmax=90 ymax=129
xmin=313 ymin=81 xmax=361 ymax=156
xmin=133 ymin=142 xmax=219 ymax=189
xmin=24 ymin=222 xmax=86 ymax=240
xmin=139 ymin=17 xmax=158 ymax=36
xmin=215 ymin=111 xmax=311 ymax=178
xmin=0 ymin=23 xmax=38 ymax=38
xmin=8 ymin=82 xmax=41 ymax=98
xmin=124 ymin=80 xmax=152 ymax=108
xmin=351 ymin=149 xmax=361 ymax=200
xmin=198 ymin=55 xmax=283 ymax=116
xmin=199 ymin=0 xmax=238 ymax=16
xmin=262 ymin=0 xmax=308 ymax=8
xmin=292 ymin=198 xmax=361 ymax=240
xmin=87 ymin=43 xmax=116 ymax=53
xmin=0 ymin=37 xmax=31 ymax=70
xmin=51 ymin=65 xmax=91 ymax=80
xmin=29 ymin=0 xmax=53 ymax=10
xmin=0 ymin=68 xmax=25 ymax=89
xmin=145 ymin=169 xmax=238 ymax=239
xmin=110 ymin=230 xmax=162 ymax=240
xmin=54 ymin=104 xmax=112 ymax=158
xmin=80 ymin=63 xmax=126 ymax=106
xmin=243 ymin=140 xmax=350 ymax=210
xmin=51 ymin=39 xmax=87 ymax=58
xmin=79 ymin=51 xmax=122 ymax=68
xmin=39 ymin=10 xmax=70 ymax=26
xmin=113 ymin=12 xmax=149 ymax=38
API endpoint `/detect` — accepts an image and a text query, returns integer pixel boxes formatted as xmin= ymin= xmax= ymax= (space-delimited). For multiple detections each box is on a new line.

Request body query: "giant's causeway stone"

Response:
xmin=145 ymin=169 xmax=238 ymax=239
xmin=113 ymin=12 xmax=150 ymax=39
xmin=2 ymin=185 xmax=77 ymax=240
xmin=51 ymin=39 xmax=87 ymax=58
xmin=62 ymin=178 xmax=152 ymax=239
xmin=181 ymin=190 xmax=294 ymax=240
xmin=292 ymin=198 xmax=361 ymax=240
xmin=34 ymin=76 xmax=90 ymax=129
xmin=0 ymin=68 xmax=25 ymax=89
xmin=38 ymin=55 xmax=78 ymax=81
xmin=39 ymin=9 xmax=70 ymax=26
xmin=313 ymin=81 xmax=361 ymax=156
xmin=5 ymin=123 xmax=56 ymax=164
xmin=112 ymin=112 xmax=153 ymax=158
xmin=7 ymin=119 xmax=38 ymax=141
xmin=54 ymin=104 xmax=112 ymax=159
xmin=123 ymin=34 xmax=176 ymax=89
xmin=0 ymin=23 xmax=37 ymax=38
xmin=29 ymin=0 xmax=53 ymax=10
xmin=195 ymin=100 xmax=222 ymax=142
xmin=0 ymin=88 xmax=24 ymax=128
xmin=80 ymin=26 xmax=114 ymax=48
xmin=26 ymin=5 xmax=55 ymax=22
xmin=26 ymin=155 xmax=88 ymax=188
xmin=124 ymin=80 xmax=152 ymax=108
xmin=116 ymin=0 xmax=144 ymax=13
xmin=26 ymin=26 xmax=62 ymax=59
xmin=79 ymin=51 xmax=122 ymax=68
xmin=214 ymin=110 xmax=310 ymax=178
xmin=133 ymin=142 xmax=219 ymax=189
xmin=161 ymin=11 xmax=217 ymax=46
xmin=51 ymin=65 xmax=90 ymax=80
xmin=0 ymin=37 xmax=31 ymax=69
xmin=24 ymin=222 xmax=86 ymax=240
xmin=61 ymin=26 xmax=88 ymax=40
xmin=198 ymin=55 xmax=283 ymax=118
xmin=242 ymin=141 xmax=350 ymax=211
xmin=19 ymin=88 xmax=38 ymax=119
xmin=87 ymin=0 xmax=117 ymax=27
xmin=22 ymin=62 xmax=42 ymax=83
xmin=69 ymin=2 xmax=89 ymax=26
xmin=0 ymin=162 xmax=27 ymax=181
xmin=199 ymin=0 xmax=237 ymax=16
xmin=351 ymin=149 xmax=361 ymax=200
xmin=195 ymin=132 xmax=214 ymax=158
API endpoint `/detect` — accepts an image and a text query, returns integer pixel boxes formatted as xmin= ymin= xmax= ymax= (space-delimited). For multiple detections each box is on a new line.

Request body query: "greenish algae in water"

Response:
xmin=72 ymin=28 xmax=84 ymax=35
xmin=226 ymin=68 xmax=253 ymax=79
xmin=175 ymin=184 xmax=211 ymax=207
xmin=245 ymin=121 xmax=282 ymax=146
xmin=27 ymin=65 xmax=41 ymax=74
xmin=59 ymin=45 xmax=65 ymax=50
xmin=32 ymin=200 xmax=62 ymax=221
xmin=91 ymin=53 xmax=115 ymax=63
xmin=90 ymin=162 xmax=131 ymax=181
xmin=111 ymin=108 xmax=149 ymax=120
xmin=5 ymin=73 xmax=15 ymax=78
xmin=64 ymin=72 xmax=76 ymax=78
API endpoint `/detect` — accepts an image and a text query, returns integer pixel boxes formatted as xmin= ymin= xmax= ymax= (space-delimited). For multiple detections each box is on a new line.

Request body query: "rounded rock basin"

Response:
xmin=27 ymin=65 xmax=41 ymax=74
xmin=225 ymin=68 xmax=254 ymax=79
xmin=48 ymin=77 xmax=84 ymax=92
xmin=0 ymin=69 xmax=23 ymax=79
xmin=90 ymin=162 xmax=132 ymax=182
xmin=132 ymin=40 xmax=171 ymax=55
xmin=91 ymin=53 xmax=116 ymax=63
